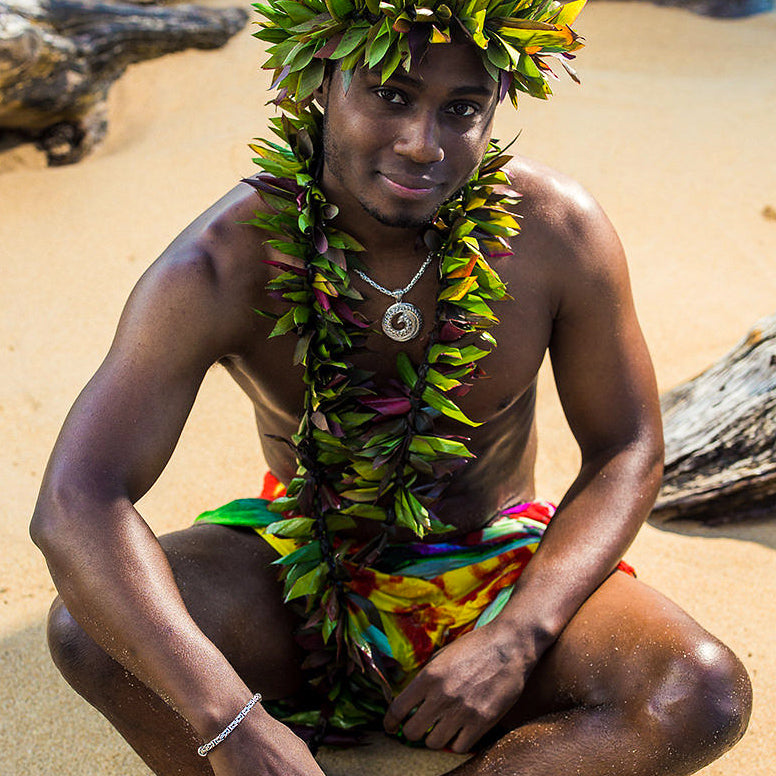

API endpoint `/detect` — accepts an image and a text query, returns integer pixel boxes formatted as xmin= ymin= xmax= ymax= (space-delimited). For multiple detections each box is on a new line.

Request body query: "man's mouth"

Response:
xmin=379 ymin=172 xmax=440 ymax=199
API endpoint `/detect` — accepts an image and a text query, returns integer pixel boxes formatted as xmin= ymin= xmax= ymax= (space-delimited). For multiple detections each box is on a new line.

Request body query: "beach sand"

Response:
xmin=1 ymin=2 xmax=775 ymax=773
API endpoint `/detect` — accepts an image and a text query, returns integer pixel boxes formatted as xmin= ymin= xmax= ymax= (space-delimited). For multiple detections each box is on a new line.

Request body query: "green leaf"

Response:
xmin=266 ymin=495 xmax=299 ymax=513
xmin=413 ymin=435 xmax=472 ymax=457
xmin=266 ymin=517 xmax=316 ymax=537
xmin=195 ymin=498 xmax=278 ymax=528
xmin=322 ymin=614 xmax=337 ymax=642
xmin=272 ymin=540 xmax=323 ymax=566
xmin=340 ymin=503 xmax=388 ymax=521
xmin=422 ymin=385 xmax=481 ymax=426
xmin=331 ymin=23 xmax=369 ymax=58
xmin=395 ymin=351 xmax=418 ymax=389
xmin=380 ymin=43 xmax=403 ymax=83
xmin=326 ymin=514 xmax=358 ymax=531
xmin=286 ymin=562 xmax=328 ymax=600
xmin=366 ymin=23 xmax=392 ymax=68
xmin=293 ymin=331 xmax=313 ymax=365
xmin=296 ymin=59 xmax=325 ymax=100
xmin=426 ymin=368 xmax=461 ymax=391
xmin=341 ymin=487 xmax=380 ymax=502
xmin=269 ymin=308 xmax=296 ymax=338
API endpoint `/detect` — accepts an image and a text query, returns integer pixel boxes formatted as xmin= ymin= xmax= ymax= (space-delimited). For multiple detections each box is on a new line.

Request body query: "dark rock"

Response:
xmin=0 ymin=0 xmax=248 ymax=165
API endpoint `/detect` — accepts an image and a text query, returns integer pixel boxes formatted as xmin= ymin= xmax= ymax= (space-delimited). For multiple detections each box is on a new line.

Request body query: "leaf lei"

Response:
xmin=242 ymin=103 xmax=520 ymax=730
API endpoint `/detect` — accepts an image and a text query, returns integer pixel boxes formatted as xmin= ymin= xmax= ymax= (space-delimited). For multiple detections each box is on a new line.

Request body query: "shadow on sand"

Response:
xmin=0 ymin=620 xmax=465 ymax=776
xmin=648 ymin=510 xmax=776 ymax=552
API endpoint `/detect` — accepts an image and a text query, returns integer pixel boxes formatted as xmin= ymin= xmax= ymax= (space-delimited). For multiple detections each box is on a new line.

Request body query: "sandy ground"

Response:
xmin=1 ymin=2 xmax=775 ymax=774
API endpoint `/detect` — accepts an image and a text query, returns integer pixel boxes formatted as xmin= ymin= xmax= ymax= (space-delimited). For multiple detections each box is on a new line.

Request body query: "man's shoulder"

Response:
xmin=116 ymin=179 xmax=277 ymax=360
xmin=139 ymin=177 xmax=276 ymax=313
xmin=503 ymin=156 xmax=604 ymax=233
xmin=501 ymin=156 xmax=624 ymax=277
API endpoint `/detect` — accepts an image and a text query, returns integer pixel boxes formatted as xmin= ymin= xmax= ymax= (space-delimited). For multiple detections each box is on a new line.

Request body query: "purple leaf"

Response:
xmin=313 ymin=226 xmax=329 ymax=254
xmin=439 ymin=320 xmax=468 ymax=342
xmin=314 ymin=287 xmax=332 ymax=311
xmin=447 ymin=382 xmax=472 ymax=397
xmin=270 ymin=65 xmax=291 ymax=91
xmin=324 ymin=247 xmax=347 ymax=270
xmin=331 ymin=297 xmax=370 ymax=328
xmin=313 ymin=34 xmax=343 ymax=60
xmin=321 ymin=483 xmax=342 ymax=509
xmin=498 ymin=70 xmax=512 ymax=103
xmin=262 ymin=258 xmax=305 ymax=275
xmin=408 ymin=23 xmax=429 ymax=64
xmin=359 ymin=396 xmax=412 ymax=415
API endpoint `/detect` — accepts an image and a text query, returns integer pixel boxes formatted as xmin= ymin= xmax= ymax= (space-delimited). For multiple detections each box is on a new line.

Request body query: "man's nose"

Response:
xmin=393 ymin=112 xmax=444 ymax=165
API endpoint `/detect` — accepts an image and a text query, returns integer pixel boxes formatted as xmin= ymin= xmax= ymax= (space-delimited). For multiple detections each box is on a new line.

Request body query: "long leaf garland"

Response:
xmin=243 ymin=102 xmax=519 ymax=730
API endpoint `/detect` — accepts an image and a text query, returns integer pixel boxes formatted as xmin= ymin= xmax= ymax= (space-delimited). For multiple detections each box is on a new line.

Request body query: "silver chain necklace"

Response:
xmin=353 ymin=251 xmax=434 ymax=342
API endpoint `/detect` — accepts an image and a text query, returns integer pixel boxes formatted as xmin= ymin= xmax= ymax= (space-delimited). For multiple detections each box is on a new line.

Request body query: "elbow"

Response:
xmin=30 ymin=474 xmax=114 ymax=561
xmin=30 ymin=476 xmax=78 ymax=558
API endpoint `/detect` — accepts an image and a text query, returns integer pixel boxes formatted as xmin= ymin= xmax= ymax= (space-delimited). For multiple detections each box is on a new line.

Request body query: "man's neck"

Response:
xmin=320 ymin=166 xmax=434 ymax=266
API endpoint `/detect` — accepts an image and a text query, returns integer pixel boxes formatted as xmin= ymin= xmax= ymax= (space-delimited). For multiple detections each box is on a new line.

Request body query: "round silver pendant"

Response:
xmin=382 ymin=302 xmax=423 ymax=342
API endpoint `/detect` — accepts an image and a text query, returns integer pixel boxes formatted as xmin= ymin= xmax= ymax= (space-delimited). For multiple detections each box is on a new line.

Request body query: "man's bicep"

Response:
xmin=548 ymin=214 xmax=661 ymax=458
xmin=47 ymin=252 xmax=242 ymax=505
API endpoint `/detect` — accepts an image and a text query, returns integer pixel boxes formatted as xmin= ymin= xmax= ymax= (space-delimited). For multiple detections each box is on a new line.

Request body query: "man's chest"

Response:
xmin=234 ymin=255 xmax=555 ymax=426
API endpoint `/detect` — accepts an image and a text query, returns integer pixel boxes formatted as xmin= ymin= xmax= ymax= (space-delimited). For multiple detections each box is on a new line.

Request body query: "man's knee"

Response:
xmin=47 ymin=597 xmax=121 ymax=700
xmin=643 ymin=636 xmax=752 ymax=763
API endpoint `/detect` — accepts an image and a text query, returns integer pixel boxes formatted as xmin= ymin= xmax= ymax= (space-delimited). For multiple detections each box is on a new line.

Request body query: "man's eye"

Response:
xmin=447 ymin=102 xmax=477 ymax=118
xmin=447 ymin=103 xmax=477 ymax=118
xmin=375 ymin=88 xmax=405 ymax=105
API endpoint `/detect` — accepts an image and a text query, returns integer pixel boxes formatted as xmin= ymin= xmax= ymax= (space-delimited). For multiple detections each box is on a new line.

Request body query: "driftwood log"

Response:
xmin=0 ymin=0 xmax=247 ymax=164
xmin=653 ymin=313 xmax=776 ymax=523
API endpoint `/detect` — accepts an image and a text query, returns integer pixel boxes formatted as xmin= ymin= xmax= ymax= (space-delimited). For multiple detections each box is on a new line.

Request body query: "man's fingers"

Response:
xmin=384 ymin=683 xmax=424 ymax=733
xmin=424 ymin=718 xmax=463 ymax=751
xmin=399 ymin=699 xmax=441 ymax=742
xmin=448 ymin=724 xmax=484 ymax=755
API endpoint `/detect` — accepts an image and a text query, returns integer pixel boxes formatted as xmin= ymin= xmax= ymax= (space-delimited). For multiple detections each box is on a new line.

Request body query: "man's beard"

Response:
xmin=359 ymin=198 xmax=434 ymax=230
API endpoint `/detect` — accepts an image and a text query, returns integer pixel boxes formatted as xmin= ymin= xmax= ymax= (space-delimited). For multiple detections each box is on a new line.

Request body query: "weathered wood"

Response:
xmin=0 ymin=0 xmax=247 ymax=164
xmin=653 ymin=313 xmax=776 ymax=523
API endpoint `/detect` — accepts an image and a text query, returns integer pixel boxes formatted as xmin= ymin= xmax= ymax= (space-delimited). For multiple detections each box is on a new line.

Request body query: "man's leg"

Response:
xmin=446 ymin=571 xmax=752 ymax=776
xmin=47 ymin=523 xmax=303 ymax=776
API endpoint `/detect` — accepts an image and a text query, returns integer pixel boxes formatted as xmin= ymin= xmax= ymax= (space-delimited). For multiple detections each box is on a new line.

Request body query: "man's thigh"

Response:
xmin=502 ymin=570 xmax=739 ymax=726
xmin=158 ymin=522 xmax=305 ymax=699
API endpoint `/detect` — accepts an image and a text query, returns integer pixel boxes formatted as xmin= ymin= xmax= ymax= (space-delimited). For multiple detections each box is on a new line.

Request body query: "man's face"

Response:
xmin=320 ymin=42 xmax=499 ymax=230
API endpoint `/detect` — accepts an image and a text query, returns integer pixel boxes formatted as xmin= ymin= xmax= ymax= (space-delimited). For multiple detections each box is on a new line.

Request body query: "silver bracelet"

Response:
xmin=197 ymin=692 xmax=262 ymax=757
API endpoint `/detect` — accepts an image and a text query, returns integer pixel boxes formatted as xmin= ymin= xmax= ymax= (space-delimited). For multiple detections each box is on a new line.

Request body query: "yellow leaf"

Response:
xmin=448 ymin=256 xmax=478 ymax=279
xmin=430 ymin=25 xmax=450 ymax=43
xmin=439 ymin=276 xmax=477 ymax=301
xmin=554 ymin=0 xmax=586 ymax=27
xmin=464 ymin=195 xmax=488 ymax=211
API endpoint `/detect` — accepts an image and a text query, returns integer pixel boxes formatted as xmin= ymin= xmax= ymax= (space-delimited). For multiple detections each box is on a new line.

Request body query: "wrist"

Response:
xmin=197 ymin=692 xmax=263 ymax=757
xmin=485 ymin=607 xmax=560 ymax=666
xmin=163 ymin=642 xmax=261 ymax=740
xmin=192 ymin=681 xmax=270 ymax=742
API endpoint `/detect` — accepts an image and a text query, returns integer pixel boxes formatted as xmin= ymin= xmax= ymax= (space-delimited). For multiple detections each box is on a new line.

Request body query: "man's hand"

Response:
xmin=208 ymin=710 xmax=326 ymax=776
xmin=384 ymin=622 xmax=535 ymax=753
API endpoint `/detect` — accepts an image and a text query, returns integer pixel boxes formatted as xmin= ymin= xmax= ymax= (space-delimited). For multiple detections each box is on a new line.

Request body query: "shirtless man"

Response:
xmin=31 ymin=4 xmax=751 ymax=775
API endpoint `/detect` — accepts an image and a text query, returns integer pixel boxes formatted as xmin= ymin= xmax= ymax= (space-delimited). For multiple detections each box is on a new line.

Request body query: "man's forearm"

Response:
xmin=491 ymin=443 xmax=663 ymax=658
xmin=32 ymin=492 xmax=254 ymax=740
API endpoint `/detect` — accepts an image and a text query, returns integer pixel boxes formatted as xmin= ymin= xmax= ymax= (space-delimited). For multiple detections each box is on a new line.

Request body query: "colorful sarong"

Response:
xmin=197 ymin=473 xmax=634 ymax=730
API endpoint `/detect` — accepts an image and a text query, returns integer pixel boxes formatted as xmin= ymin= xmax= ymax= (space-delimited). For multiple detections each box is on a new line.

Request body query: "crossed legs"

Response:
xmin=47 ymin=523 xmax=752 ymax=776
